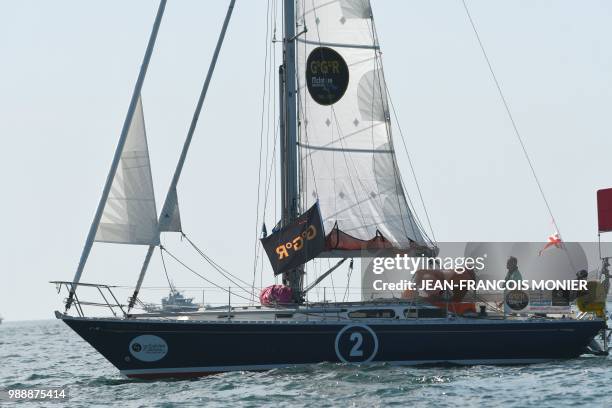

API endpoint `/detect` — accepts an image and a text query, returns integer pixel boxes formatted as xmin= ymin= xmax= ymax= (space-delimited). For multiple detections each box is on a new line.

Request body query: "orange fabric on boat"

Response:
xmin=429 ymin=301 xmax=477 ymax=315
xmin=440 ymin=269 xmax=476 ymax=302
xmin=325 ymin=224 xmax=394 ymax=251
xmin=401 ymin=268 xmax=477 ymax=316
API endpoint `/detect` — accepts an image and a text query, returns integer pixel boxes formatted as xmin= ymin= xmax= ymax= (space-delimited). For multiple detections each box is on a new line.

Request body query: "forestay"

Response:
xmin=95 ymin=96 xmax=160 ymax=245
xmin=296 ymin=0 xmax=427 ymax=254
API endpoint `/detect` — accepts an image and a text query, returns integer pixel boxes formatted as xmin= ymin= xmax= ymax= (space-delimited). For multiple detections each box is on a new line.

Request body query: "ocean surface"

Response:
xmin=1 ymin=319 xmax=611 ymax=408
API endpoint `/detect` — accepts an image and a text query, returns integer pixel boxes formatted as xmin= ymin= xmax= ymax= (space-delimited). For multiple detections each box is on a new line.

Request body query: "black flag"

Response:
xmin=261 ymin=202 xmax=325 ymax=275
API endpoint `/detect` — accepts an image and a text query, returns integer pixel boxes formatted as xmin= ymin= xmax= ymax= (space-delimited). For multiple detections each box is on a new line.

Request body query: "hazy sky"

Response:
xmin=1 ymin=0 xmax=611 ymax=320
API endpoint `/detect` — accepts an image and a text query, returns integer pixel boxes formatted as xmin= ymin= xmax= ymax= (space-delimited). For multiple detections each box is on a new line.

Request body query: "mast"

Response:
xmin=127 ymin=0 xmax=236 ymax=311
xmin=65 ymin=0 xmax=167 ymax=312
xmin=279 ymin=64 xmax=286 ymax=219
xmin=281 ymin=0 xmax=304 ymax=301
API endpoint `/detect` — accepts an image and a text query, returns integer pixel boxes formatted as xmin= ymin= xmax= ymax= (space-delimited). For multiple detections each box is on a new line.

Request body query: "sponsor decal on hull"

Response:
xmin=129 ymin=335 xmax=168 ymax=362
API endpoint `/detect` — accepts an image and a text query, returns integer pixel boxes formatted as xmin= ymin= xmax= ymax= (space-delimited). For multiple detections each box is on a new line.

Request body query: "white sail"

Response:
xmin=95 ymin=96 xmax=160 ymax=245
xmin=296 ymin=0 xmax=427 ymax=252
xmin=159 ymin=187 xmax=182 ymax=232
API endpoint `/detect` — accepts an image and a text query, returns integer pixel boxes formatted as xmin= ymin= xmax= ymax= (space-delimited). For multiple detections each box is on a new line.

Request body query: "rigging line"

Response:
xmin=260 ymin=233 xmax=265 ymax=292
xmin=328 ymin=259 xmax=337 ymax=302
xmin=303 ymin=258 xmax=347 ymax=293
xmin=296 ymin=72 xmax=319 ymax=199
xmin=296 ymin=0 xmax=304 ymax=212
xmin=296 ymin=6 xmax=308 ymax=211
xmin=360 ymin=18 xmax=393 ymax=237
xmin=265 ymin=0 xmax=279 ymax=224
xmin=369 ymin=48 xmax=386 ymax=220
xmin=128 ymin=285 xmax=245 ymax=290
xmin=66 ymin=0 xmax=167 ymax=313
xmin=374 ymin=56 xmax=420 ymax=243
xmin=384 ymin=81 xmax=436 ymax=244
xmin=367 ymin=13 xmax=436 ymax=245
xmin=252 ymin=0 xmax=274 ymax=297
xmin=377 ymin=67 xmax=419 ymax=242
xmin=307 ymin=5 xmax=388 ymax=238
xmin=161 ymin=246 xmax=254 ymax=303
xmin=182 ymin=237 xmax=253 ymax=292
xmin=262 ymin=113 xmax=279 ymax=217
xmin=181 ymin=233 xmax=252 ymax=289
xmin=312 ymin=259 xmax=320 ymax=301
xmin=306 ymin=6 xmax=371 ymax=226
xmin=460 ymin=0 xmax=561 ymax=237
xmin=299 ymin=123 xmax=383 ymax=159
xmin=321 ymin=186 xmax=396 ymax=222
xmin=262 ymin=2 xmax=275 ymax=215
xmin=252 ymin=0 xmax=274 ymax=302
xmin=298 ymin=4 xmax=326 ymax=211
xmin=274 ymin=13 xmax=279 ymax=227
xmin=308 ymin=10 xmax=370 ymax=230
xmin=342 ymin=259 xmax=353 ymax=302
xmin=159 ymin=246 xmax=173 ymax=291
xmin=461 ymin=1 xmax=578 ymax=275
xmin=296 ymin=12 xmax=320 ymax=206
xmin=260 ymin=0 xmax=278 ymax=291
xmin=330 ymin=108 xmax=376 ymax=229
xmin=321 ymin=261 xmax=332 ymax=304
xmin=365 ymin=20 xmax=425 ymax=244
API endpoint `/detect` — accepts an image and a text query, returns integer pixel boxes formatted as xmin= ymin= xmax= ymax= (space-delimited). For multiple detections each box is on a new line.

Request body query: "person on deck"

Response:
xmin=504 ymin=256 xmax=523 ymax=282
xmin=503 ymin=256 xmax=524 ymax=316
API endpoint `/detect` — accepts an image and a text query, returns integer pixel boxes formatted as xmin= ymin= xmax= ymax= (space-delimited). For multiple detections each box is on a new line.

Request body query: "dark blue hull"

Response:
xmin=60 ymin=315 xmax=605 ymax=378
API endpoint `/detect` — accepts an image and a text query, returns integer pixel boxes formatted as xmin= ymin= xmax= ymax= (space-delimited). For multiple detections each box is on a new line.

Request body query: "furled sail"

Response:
xmin=94 ymin=96 xmax=160 ymax=245
xmin=296 ymin=0 xmax=428 ymax=255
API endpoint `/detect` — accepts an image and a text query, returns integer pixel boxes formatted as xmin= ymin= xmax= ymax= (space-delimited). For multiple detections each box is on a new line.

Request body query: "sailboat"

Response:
xmin=54 ymin=0 xmax=608 ymax=379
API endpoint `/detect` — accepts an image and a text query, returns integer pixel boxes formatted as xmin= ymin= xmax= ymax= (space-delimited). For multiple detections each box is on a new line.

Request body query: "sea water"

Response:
xmin=1 ymin=318 xmax=611 ymax=408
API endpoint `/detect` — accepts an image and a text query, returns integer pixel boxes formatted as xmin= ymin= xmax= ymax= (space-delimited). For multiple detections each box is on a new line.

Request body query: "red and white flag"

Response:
xmin=538 ymin=232 xmax=562 ymax=256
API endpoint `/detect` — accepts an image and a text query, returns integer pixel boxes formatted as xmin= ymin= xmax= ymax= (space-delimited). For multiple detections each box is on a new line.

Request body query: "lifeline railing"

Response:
xmin=50 ymin=281 xmax=451 ymax=319
xmin=51 ymin=281 xmax=281 ymax=318
xmin=51 ymin=281 xmax=127 ymax=318
xmin=52 ymin=281 xmax=608 ymax=325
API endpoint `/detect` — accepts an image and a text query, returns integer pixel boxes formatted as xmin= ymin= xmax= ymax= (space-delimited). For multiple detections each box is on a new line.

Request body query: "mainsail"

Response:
xmin=94 ymin=96 xmax=160 ymax=245
xmin=296 ymin=0 xmax=428 ymax=255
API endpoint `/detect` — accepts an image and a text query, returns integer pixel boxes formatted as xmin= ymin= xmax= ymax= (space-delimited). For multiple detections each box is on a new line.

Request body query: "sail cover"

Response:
xmin=95 ymin=96 xmax=160 ymax=245
xmin=296 ymin=0 xmax=427 ymax=255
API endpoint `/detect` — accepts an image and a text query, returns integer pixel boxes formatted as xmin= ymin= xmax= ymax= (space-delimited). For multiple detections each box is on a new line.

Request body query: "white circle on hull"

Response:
xmin=129 ymin=335 xmax=168 ymax=362
xmin=335 ymin=324 xmax=378 ymax=364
